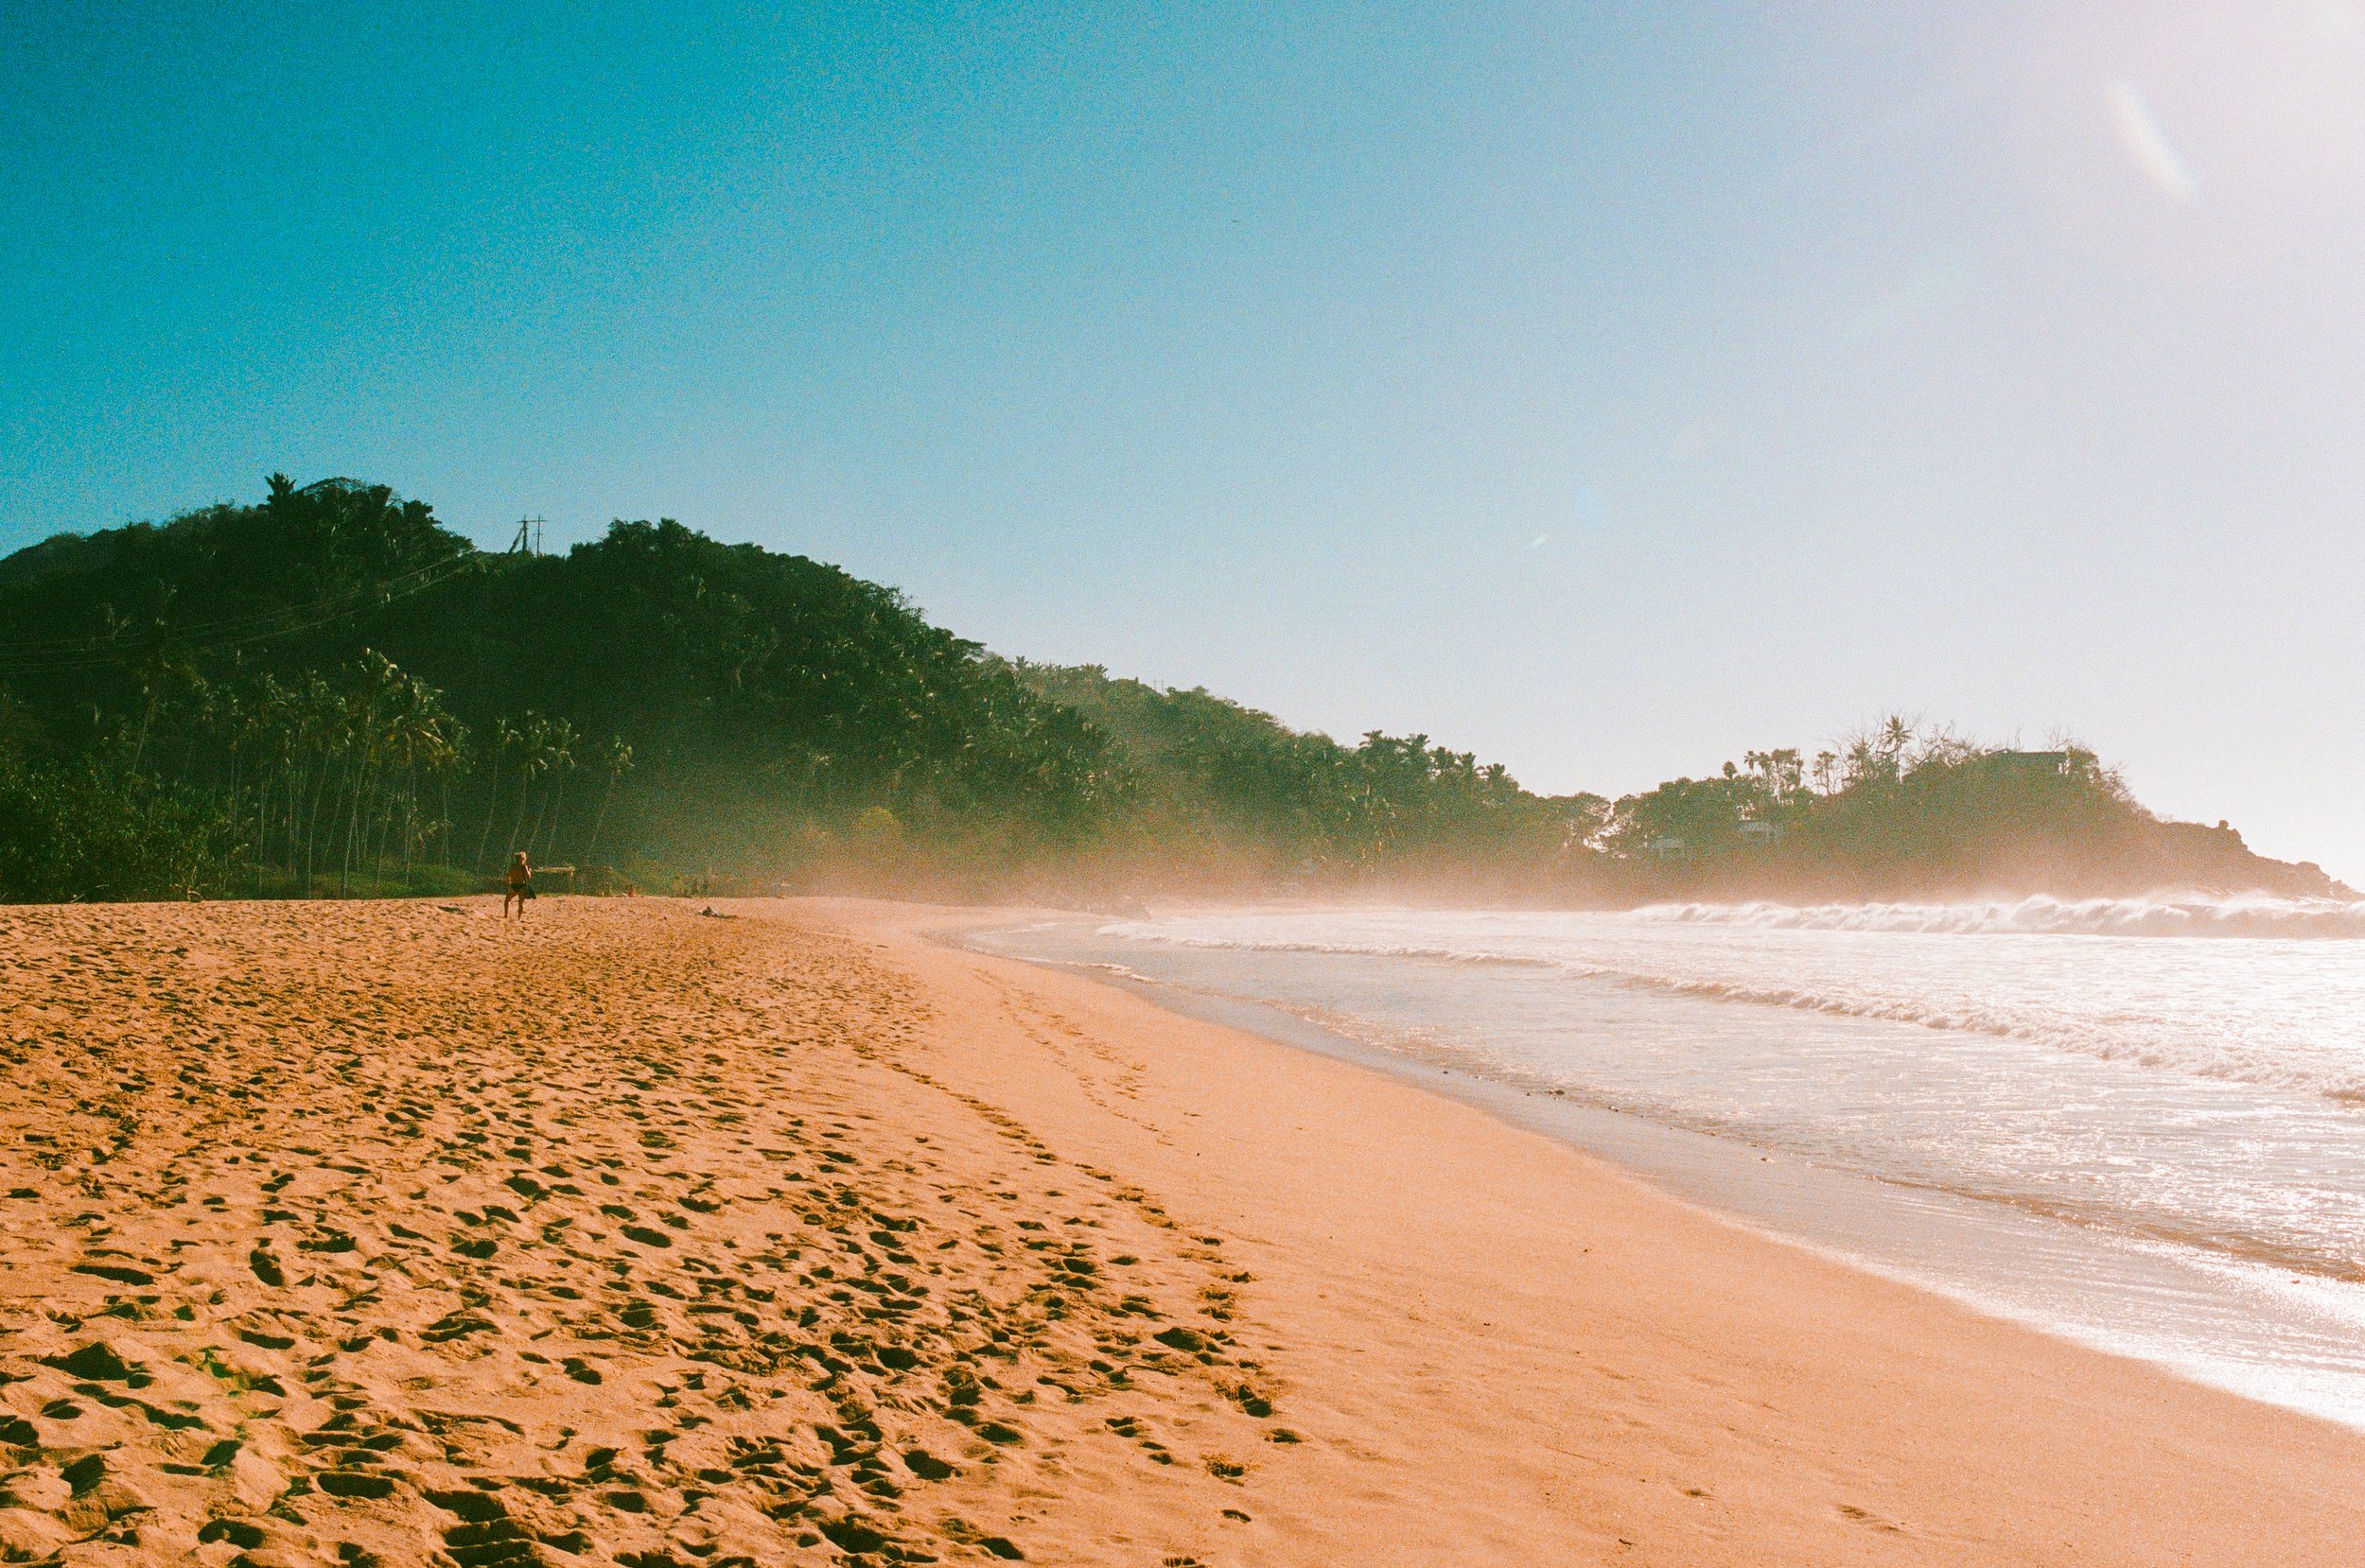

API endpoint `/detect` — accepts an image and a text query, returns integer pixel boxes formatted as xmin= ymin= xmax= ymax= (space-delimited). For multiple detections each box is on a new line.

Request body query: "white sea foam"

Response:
xmin=1632 ymin=893 xmax=2365 ymax=939
xmin=1102 ymin=905 xmax=2365 ymax=1103
xmin=978 ymin=908 xmax=2365 ymax=1427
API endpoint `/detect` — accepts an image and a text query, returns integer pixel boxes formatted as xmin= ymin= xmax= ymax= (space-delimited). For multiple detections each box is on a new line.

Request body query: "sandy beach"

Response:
xmin=4 ymin=897 xmax=2362 ymax=1566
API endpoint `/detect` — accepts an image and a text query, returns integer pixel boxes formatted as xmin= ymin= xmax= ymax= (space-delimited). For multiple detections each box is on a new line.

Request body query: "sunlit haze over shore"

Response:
xmin=6 ymin=3 xmax=2363 ymax=879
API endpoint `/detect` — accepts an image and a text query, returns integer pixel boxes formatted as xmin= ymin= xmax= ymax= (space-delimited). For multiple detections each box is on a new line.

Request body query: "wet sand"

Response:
xmin=3 ymin=896 xmax=2361 ymax=1565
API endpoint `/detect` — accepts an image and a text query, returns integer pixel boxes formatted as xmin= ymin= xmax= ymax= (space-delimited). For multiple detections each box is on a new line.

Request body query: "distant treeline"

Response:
xmin=0 ymin=477 xmax=2339 ymax=903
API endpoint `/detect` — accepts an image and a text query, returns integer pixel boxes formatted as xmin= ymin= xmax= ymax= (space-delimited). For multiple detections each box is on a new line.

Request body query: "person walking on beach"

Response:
xmin=504 ymin=850 xmax=535 ymax=920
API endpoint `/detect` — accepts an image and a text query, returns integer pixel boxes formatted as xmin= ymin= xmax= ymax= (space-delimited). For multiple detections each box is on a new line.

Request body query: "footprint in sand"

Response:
xmin=0 ymin=902 xmax=1281 ymax=1565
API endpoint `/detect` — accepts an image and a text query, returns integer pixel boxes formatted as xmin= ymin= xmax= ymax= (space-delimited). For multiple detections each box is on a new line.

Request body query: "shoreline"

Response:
xmin=956 ymin=910 xmax=2365 ymax=1432
xmin=4 ymin=895 xmax=2362 ymax=1564
xmin=842 ymin=903 xmax=2356 ymax=1560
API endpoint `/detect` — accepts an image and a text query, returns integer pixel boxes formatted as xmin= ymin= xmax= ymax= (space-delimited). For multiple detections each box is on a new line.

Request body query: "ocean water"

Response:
xmin=969 ymin=897 xmax=2365 ymax=1428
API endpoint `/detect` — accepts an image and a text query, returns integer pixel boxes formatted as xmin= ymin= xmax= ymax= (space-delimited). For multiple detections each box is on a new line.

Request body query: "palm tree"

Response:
xmin=294 ymin=674 xmax=346 ymax=891
xmin=523 ymin=718 xmax=579 ymax=861
xmin=502 ymin=716 xmax=558 ymax=862
xmin=475 ymin=718 xmax=522 ymax=873
xmin=586 ymin=736 xmax=633 ymax=860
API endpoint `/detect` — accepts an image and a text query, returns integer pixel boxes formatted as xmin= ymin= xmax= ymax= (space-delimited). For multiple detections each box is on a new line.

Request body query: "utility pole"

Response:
xmin=508 ymin=516 xmax=549 ymax=556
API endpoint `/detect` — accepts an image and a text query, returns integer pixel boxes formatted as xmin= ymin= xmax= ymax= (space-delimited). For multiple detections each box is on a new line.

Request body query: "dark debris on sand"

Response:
xmin=0 ymin=902 xmax=1284 ymax=1565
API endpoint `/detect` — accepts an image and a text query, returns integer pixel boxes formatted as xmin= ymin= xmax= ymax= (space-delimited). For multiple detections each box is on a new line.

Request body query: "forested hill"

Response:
xmin=0 ymin=478 xmax=1115 ymax=898
xmin=0 ymin=477 xmax=2346 ymax=904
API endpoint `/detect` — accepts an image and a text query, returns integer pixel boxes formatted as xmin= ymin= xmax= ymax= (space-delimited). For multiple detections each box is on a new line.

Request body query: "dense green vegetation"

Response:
xmin=1008 ymin=663 xmax=1598 ymax=884
xmin=1590 ymin=720 xmax=2336 ymax=899
xmin=0 ymin=478 xmax=2339 ymax=903
xmin=0 ymin=479 xmax=1121 ymax=899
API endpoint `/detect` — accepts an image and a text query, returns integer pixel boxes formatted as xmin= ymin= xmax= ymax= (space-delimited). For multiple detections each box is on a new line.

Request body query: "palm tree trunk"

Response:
xmin=474 ymin=763 xmax=502 ymax=873
xmin=506 ymin=773 xmax=534 ymax=860
xmin=531 ymin=773 xmax=566 ymax=860
xmin=587 ymin=775 xmax=617 ymax=859
xmin=304 ymin=759 xmax=335 ymax=894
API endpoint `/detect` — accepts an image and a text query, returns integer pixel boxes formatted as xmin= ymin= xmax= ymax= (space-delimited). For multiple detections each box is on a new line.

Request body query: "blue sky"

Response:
xmin=7 ymin=2 xmax=2365 ymax=879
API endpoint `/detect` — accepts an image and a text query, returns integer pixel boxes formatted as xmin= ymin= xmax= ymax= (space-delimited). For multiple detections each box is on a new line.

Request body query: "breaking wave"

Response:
xmin=1632 ymin=894 xmax=2365 ymax=939
xmin=1099 ymin=911 xmax=2365 ymax=1103
xmin=1019 ymin=901 xmax=2365 ymax=1424
xmin=1556 ymin=967 xmax=2365 ymax=1104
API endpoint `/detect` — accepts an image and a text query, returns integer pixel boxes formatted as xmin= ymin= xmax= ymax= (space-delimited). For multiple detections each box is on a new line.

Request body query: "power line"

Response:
xmin=0 ymin=551 xmax=481 ymax=673
xmin=0 ymin=550 xmax=476 ymax=653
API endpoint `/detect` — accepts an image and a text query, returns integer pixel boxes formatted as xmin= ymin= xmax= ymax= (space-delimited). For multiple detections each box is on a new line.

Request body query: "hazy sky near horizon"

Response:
xmin=6 ymin=3 xmax=2365 ymax=879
